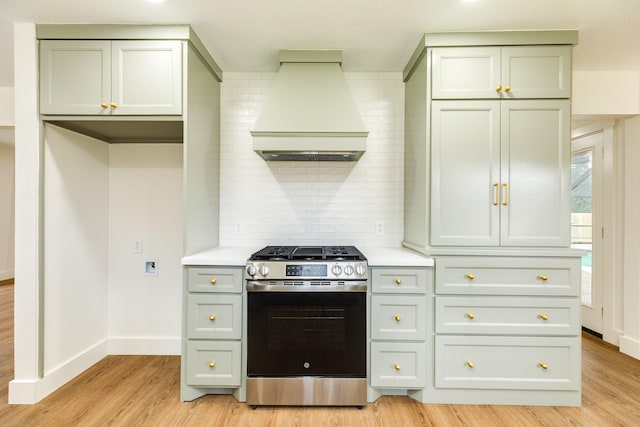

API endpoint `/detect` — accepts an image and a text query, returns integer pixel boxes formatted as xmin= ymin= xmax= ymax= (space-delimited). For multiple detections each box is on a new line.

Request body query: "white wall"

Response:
xmin=43 ymin=124 xmax=109 ymax=377
xmin=108 ymin=143 xmax=183 ymax=355
xmin=0 ymin=136 xmax=14 ymax=281
xmin=621 ymin=115 xmax=640 ymax=359
xmin=219 ymin=72 xmax=404 ymax=247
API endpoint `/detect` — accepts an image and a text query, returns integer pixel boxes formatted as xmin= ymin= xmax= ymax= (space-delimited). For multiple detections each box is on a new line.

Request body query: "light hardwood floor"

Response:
xmin=2 ymin=283 xmax=640 ymax=426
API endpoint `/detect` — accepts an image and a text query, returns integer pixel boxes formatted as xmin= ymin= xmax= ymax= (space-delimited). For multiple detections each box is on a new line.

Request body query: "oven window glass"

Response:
xmin=247 ymin=292 xmax=366 ymax=377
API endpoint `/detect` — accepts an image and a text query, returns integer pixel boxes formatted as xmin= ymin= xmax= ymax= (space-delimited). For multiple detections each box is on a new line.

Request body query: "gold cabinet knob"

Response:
xmin=538 ymin=362 xmax=548 ymax=370
xmin=394 ymin=315 xmax=401 ymax=322
xmin=466 ymin=361 xmax=474 ymax=368
xmin=209 ymin=361 xmax=216 ymax=368
xmin=209 ymin=314 xmax=216 ymax=321
xmin=394 ymin=363 xmax=401 ymax=371
xmin=505 ymin=86 xmax=511 ymax=92
xmin=395 ymin=278 xmax=402 ymax=285
xmin=100 ymin=102 xmax=108 ymax=109
xmin=495 ymin=85 xmax=502 ymax=92
xmin=465 ymin=273 xmax=475 ymax=280
xmin=537 ymin=275 xmax=548 ymax=281
xmin=110 ymin=102 xmax=118 ymax=109
xmin=466 ymin=312 xmax=475 ymax=319
xmin=538 ymin=313 xmax=549 ymax=321
xmin=210 ymin=278 xmax=217 ymax=285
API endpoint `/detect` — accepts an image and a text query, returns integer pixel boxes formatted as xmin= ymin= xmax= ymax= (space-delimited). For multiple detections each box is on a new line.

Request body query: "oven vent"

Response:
xmin=310 ymin=281 xmax=332 ymax=286
xmin=281 ymin=280 xmax=304 ymax=286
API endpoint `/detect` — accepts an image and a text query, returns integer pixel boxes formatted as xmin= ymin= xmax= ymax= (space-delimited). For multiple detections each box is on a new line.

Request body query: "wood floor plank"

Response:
xmin=2 ymin=284 xmax=640 ymax=426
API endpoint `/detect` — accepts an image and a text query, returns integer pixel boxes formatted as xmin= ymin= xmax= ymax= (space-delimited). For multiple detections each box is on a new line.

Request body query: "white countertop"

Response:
xmin=182 ymin=246 xmax=434 ymax=267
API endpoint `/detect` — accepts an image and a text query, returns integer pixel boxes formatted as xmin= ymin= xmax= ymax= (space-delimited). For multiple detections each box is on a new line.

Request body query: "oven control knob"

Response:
xmin=258 ymin=264 xmax=270 ymax=277
xmin=332 ymin=265 xmax=343 ymax=276
xmin=246 ymin=264 xmax=257 ymax=277
xmin=355 ymin=263 xmax=367 ymax=276
xmin=344 ymin=265 xmax=355 ymax=275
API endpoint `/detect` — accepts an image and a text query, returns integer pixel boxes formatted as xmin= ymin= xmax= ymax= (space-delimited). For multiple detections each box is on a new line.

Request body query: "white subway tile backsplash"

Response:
xmin=219 ymin=71 xmax=405 ymax=248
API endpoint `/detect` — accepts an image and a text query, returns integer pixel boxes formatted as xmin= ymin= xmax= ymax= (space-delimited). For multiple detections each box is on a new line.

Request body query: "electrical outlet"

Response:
xmin=375 ymin=220 xmax=384 ymax=236
xmin=234 ymin=221 xmax=243 ymax=234
xmin=144 ymin=260 xmax=158 ymax=276
xmin=133 ymin=240 xmax=143 ymax=253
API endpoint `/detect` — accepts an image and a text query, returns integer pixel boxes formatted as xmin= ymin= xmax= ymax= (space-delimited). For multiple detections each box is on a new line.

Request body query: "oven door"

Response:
xmin=247 ymin=291 xmax=366 ymax=377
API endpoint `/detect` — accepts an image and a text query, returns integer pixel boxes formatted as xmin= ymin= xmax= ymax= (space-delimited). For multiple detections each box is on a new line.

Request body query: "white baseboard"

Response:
xmin=0 ymin=269 xmax=14 ymax=281
xmin=620 ymin=335 xmax=640 ymax=360
xmin=108 ymin=336 xmax=180 ymax=355
xmin=8 ymin=339 xmax=108 ymax=404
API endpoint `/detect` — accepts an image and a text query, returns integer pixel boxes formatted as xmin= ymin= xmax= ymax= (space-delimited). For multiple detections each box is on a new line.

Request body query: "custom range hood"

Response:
xmin=251 ymin=50 xmax=368 ymax=161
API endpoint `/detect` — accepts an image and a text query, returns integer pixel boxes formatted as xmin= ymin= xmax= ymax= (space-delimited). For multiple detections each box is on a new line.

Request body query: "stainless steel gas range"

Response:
xmin=245 ymin=246 xmax=368 ymax=407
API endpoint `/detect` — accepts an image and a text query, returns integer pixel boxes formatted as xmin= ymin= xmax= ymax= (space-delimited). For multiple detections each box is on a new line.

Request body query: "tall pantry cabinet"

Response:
xmin=403 ymin=31 xmax=583 ymax=406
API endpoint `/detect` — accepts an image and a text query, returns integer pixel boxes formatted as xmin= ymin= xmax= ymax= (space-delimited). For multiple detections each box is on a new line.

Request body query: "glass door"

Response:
xmin=571 ymin=131 xmax=603 ymax=334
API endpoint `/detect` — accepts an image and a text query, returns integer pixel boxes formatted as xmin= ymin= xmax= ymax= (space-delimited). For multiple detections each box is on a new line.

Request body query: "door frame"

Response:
xmin=571 ymin=119 xmax=621 ymax=344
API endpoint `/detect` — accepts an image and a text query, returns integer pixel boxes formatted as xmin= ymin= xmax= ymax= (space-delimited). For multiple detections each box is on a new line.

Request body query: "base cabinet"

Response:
xmin=181 ymin=266 xmax=244 ymax=401
xmin=431 ymin=255 xmax=581 ymax=405
xmin=369 ymin=267 xmax=432 ymax=394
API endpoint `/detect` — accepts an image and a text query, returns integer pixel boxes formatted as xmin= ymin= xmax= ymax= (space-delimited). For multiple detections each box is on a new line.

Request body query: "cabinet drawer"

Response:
xmin=371 ymin=295 xmax=427 ymax=341
xmin=186 ymin=340 xmax=242 ymax=387
xmin=435 ymin=335 xmax=580 ymax=390
xmin=435 ymin=296 xmax=579 ymax=336
xmin=187 ymin=267 xmax=243 ymax=293
xmin=435 ymin=257 xmax=580 ymax=296
xmin=372 ymin=268 xmax=430 ymax=294
xmin=371 ymin=342 xmax=426 ymax=388
xmin=187 ymin=294 xmax=242 ymax=339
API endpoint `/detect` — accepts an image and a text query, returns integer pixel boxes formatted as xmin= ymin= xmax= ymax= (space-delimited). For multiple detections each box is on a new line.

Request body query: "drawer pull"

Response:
xmin=394 ymin=315 xmax=401 ymax=322
xmin=465 ymin=273 xmax=475 ymax=280
xmin=538 ymin=313 xmax=549 ymax=321
xmin=537 ymin=275 xmax=548 ymax=281
xmin=395 ymin=278 xmax=402 ymax=285
xmin=209 ymin=361 xmax=216 ymax=368
xmin=538 ymin=362 xmax=549 ymax=370
xmin=210 ymin=278 xmax=217 ymax=285
xmin=209 ymin=314 xmax=216 ymax=321
xmin=466 ymin=312 xmax=475 ymax=320
xmin=394 ymin=363 xmax=401 ymax=371
xmin=466 ymin=361 xmax=474 ymax=368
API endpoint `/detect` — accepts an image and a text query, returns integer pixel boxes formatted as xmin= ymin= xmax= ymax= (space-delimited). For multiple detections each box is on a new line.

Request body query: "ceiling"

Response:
xmin=1 ymin=0 xmax=640 ymax=87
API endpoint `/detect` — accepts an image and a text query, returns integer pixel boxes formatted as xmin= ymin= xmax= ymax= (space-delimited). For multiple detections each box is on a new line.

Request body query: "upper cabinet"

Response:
xmin=40 ymin=40 xmax=182 ymax=115
xmin=402 ymin=31 xmax=578 ymax=252
xmin=431 ymin=46 xmax=572 ymax=100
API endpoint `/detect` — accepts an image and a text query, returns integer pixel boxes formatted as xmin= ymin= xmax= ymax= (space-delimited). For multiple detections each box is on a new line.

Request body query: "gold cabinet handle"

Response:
xmin=395 ymin=278 xmax=402 ymax=285
xmin=495 ymin=85 xmax=502 ymax=92
xmin=394 ymin=315 xmax=401 ymax=322
xmin=210 ymin=278 xmax=217 ymax=285
xmin=538 ymin=362 xmax=548 ymax=370
xmin=465 ymin=273 xmax=475 ymax=280
xmin=502 ymin=183 xmax=509 ymax=206
xmin=538 ymin=313 xmax=549 ymax=321
xmin=394 ymin=363 xmax=401 ymax=371
xmin=100 ymin=102 xmax=108 ymax=109
xmin=537 ymin=275 xmax=548 ymax=281
xmin=466 ymin=361 xmax=474 ymax=368
xmin=209 ymin=314 xmax=216 ymax=321
xmin=505 ymin=86 xmax=511 ymax=92
xmin=209 ymin=361 xmax=216 ymax=368
xmin=110 ymin=102 xmax=118 ymax=109
xmin=493 ymin=183 xmax=500 ymax=206
xmin=466 ymin=312 xmax=475 ymax=319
